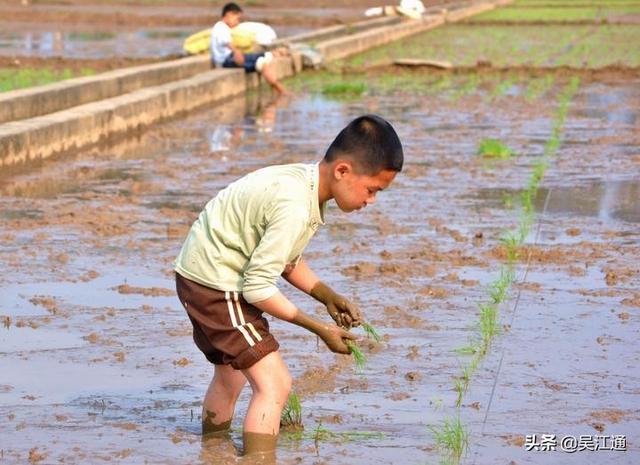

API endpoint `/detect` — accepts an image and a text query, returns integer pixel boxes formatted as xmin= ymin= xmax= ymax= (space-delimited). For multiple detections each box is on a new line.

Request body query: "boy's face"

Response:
xmin=331 ymin=162 xmax=397 ymax=213
xmin=223 ymin=11 xmax=242 ymax=27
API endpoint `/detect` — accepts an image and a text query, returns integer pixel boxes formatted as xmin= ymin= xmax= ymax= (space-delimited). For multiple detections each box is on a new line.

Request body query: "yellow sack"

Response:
xmin=230 ymin=27 xmax=257 ymax=53
xmin=183 ymin=22 xmax=276 ymax=56
xmin=183 ymin=28 xmax=211 ymax=55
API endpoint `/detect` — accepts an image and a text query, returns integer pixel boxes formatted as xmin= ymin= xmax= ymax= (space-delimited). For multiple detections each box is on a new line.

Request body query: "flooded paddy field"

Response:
xmin=1 ymin=66 xmax=639 ymax=463
xmin=344 ymin=23 xmax=640 ymax=68
xmin=0 ymin=0 xmax=368 ymax=90
xmin=2 ymin=0 xmax=640 ymax=463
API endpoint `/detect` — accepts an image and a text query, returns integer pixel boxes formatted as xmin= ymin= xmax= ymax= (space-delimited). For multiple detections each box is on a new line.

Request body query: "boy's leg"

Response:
xmin=241 ymin=350 xmax=292 ymax=454
xmin=260 ymin=63 xmax=289 ymax=95
xmin=202 ymin=363 xmax=247 ymax=434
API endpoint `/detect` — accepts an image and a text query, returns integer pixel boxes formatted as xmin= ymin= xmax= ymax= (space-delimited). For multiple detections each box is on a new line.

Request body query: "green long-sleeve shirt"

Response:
xmin=174 ymin=163 xmax=326 ymax=303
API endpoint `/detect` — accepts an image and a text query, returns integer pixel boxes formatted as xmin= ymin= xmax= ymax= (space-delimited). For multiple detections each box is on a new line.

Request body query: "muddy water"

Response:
xmin=1 ymin=77 xmax=639 ymax=464
xmin=0 ymin=24 xmax=309 ymax=60
xmin=0 ymin=2 xmax=358 ymax=60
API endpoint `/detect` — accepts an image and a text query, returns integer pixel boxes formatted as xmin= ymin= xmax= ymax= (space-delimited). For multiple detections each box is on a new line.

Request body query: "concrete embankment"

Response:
xmin=0 ymin=0 xmax=511 ymax=168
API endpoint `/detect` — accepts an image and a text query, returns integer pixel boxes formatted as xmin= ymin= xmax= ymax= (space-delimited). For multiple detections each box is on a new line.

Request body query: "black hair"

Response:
xmin=323 ymin=114 xmax=403 ymax=174
xmin=222 ymin=2 xmax=242 ymax=16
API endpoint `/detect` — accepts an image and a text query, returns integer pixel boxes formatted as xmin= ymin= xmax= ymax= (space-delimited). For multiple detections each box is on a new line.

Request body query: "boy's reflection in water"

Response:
xmin=208 ymin=93 xmax=290 ymax=154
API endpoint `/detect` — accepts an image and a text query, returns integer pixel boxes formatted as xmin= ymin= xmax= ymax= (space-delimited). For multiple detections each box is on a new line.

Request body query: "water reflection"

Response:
xmin=575 ymin=86 xmax=639 ymax=125
xmin=0 ymin=28 xmax=187 ymax=58
xmin=537 ymin=179 xmax=640 ymax=224
xmin=475 ymin=179 xmax=640 ymax=224
xmin=208 ymin=94 xmax=290 ymax=153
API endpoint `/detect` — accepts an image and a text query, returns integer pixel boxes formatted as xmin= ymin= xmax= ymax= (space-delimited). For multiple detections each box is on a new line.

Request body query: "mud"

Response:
xmin=1 ymin=74 xmax=638 ymax=463
xmin=2 ymin=6 xmax=640 ymax=463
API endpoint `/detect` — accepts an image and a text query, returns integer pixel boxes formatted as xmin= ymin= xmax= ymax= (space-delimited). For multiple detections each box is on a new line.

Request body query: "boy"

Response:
xmin=174 ymin=114 xmax=403 ymax=455
xmin=211 ymin=2 xmax=289 ymax=95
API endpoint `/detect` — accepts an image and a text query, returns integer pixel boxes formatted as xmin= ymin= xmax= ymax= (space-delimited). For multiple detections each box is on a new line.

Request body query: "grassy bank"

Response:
xmin=0 ymin=67 xmax=95 ymax=92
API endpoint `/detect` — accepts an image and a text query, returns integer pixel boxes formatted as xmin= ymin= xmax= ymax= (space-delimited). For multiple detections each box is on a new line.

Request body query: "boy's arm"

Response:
xmin=241 ymin=200 xmax=353 ymax=351
xmin=227 ymin=44 xmax=245 ymax=65
xmin=282 ymin=258 xmax=363 ymax=329
xmin=252 ymin=290 xmax=354 ymax=354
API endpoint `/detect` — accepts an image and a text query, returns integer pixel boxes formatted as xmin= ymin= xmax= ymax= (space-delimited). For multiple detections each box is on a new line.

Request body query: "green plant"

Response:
xmin=502 ymin=192 xmax=513 ymax=209
xmin=452 ymin=344 xmax=478 ymax=355
xmin=453 ymin=377 xmax=466 ymax=408
xmin=477 ymin=138 xmax=514 ymax=159
xmin=321 ymin=81 xmax=367 ymax=96
xmin=499 ymin=230 xmax=520 ymax=263
xmin=280 ymin=392 xmax=303 ymax=430
xmin=478 ymin=303 xmax=500 ymax=352
xmin=345 ymin=340 xmax=366 ymax=373
xmin=429 ymin=416 xmax=469 ymax=462
xmin=282 ymin=421 xmax=384 ymax=443
xmin=361 ymin=322 xmax=382 ymax=342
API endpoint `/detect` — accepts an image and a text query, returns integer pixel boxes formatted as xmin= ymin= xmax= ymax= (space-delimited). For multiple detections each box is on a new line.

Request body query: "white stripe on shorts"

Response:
xmin=225 ymin=291 xmax=255 ymax=347
xmin=233 ymin=292 xmax=263 ymax=342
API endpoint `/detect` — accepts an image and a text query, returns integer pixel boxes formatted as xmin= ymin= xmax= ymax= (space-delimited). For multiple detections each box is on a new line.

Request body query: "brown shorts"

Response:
xmin=175 ymin=273 xmax=279 ymax=370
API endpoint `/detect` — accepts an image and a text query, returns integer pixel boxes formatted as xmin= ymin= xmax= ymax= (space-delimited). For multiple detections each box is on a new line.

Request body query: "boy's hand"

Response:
xmin=310 ymin=281 xmax=362 ymax=329
xmin=316 ymin=324 xmax=356 ymax=354
xmin=288 ymin=307 xmax=355 ymax=354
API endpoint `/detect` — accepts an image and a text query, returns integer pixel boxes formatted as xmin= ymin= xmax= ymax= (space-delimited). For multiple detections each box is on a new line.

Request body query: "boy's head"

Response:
xmin=221 ymin=2 xmax=243 ymax=27
xmin=322 ymin=114 xmax=403 ymax=213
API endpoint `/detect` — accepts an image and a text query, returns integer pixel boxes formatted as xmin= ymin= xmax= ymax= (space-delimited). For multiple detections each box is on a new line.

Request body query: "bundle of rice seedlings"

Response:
xmin=361 ymin=321 xmax=382 ymax=342
xmin=345 ymin=340 xmax=366 ymax=373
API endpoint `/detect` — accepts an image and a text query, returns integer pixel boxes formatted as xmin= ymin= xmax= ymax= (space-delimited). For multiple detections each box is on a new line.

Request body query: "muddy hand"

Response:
xmin=317 ymin=324 xmax=355 ymax=355
xmin=310 ymin=281 xmax=363 ymax=329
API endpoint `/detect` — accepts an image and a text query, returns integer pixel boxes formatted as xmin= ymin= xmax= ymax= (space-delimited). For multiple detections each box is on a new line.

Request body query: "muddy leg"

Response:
xmin=202 ymin=364 xmax=247 ymax=435
xmin=240 ymin=350 xmax=291 ymax=455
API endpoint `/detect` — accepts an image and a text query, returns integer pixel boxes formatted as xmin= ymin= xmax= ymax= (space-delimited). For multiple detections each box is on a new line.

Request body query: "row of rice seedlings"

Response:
xmin=281 ymin=421 xmax=385 ymax=443
xmin=434 ymin=77 xmax=581 ymax=463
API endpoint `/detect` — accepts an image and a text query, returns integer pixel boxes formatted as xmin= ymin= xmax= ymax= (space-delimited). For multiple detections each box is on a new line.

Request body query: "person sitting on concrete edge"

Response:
xmin=211 ymin=2 xmax=289 ymax=95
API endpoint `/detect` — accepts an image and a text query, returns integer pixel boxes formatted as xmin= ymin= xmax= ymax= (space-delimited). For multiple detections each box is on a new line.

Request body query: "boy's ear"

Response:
xmin=334 ymin=161 xmax=353 ymax=179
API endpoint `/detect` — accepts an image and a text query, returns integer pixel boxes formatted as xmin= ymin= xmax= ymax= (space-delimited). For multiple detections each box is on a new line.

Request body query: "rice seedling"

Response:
xmin=520 ymin=188 xmax=534 ymax=215
xmin=477 ymin=138 xmax=514 ymax=160
xmin=490 ymin=75 xmax=515 ymax=98
xmin=345 ymin=340 xmax=366 ymax=373
xmin=499 ymin=230 xmax=520 ymax=263
xmin=516 ymin=211 xmax=535 ymax=245
xmin=478 ymin=303 xmax=500 ymax=352
xmin=453 ymin=378 xmax=466 ymax=408
xmin=429 ymin=416 xmax=469 ymax=462
xmin=361 ymin=321 xmax=382 ymax=343
xmin=530 ymin=159 xmax=548 ymax=188
xmin=489 ymin=266 xmax=514 ymax=305
xmin=525 ymin=75 xmax=554 ymax=102
xmin=453 ymin=360 xmax=477 ymax=407
xmin=502 ymin=192 xmax=513 ymax=209
xmin=452 ymin=344 xmax=478 ymax=356
xmin=280 ymin=392 xmax=303 ymax=431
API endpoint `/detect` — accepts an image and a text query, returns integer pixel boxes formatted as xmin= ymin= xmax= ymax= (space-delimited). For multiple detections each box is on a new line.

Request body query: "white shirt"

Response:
xmin=210 ymin=21 xmax=232 ymax=67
